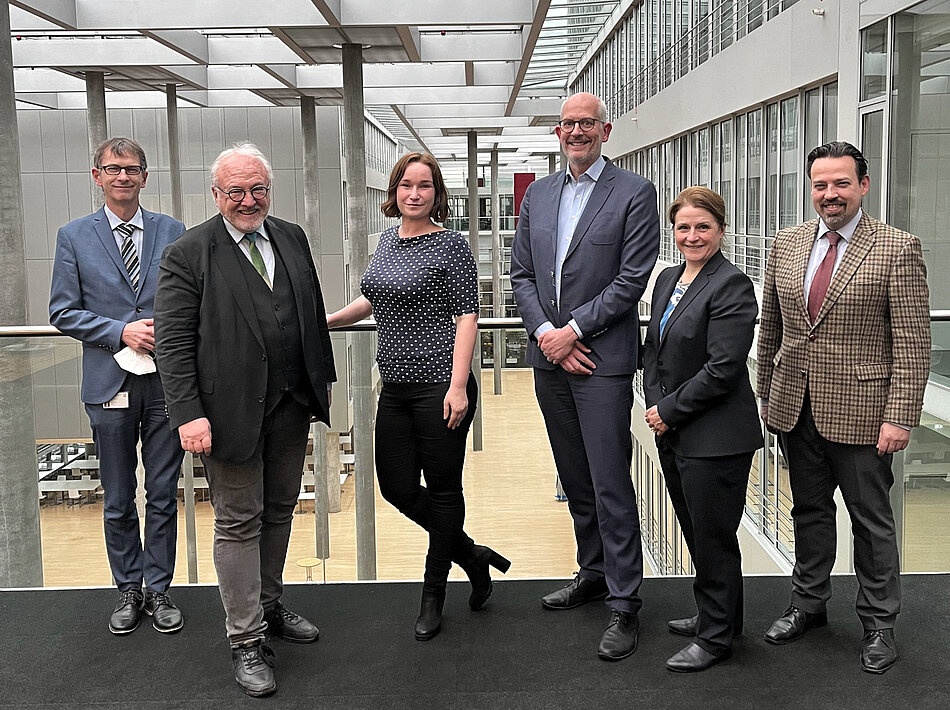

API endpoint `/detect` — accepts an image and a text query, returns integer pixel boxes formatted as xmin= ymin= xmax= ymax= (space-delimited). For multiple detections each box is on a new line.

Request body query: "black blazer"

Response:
xmin=154 ymin=214 xmax=336 ymax=463
xmin=642 ymin=250 xmax=763 ymax=458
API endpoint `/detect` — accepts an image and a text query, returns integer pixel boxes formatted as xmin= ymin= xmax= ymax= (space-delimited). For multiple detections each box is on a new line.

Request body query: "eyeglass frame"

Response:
xmin=556 ymin=118 xmax=605 ymax=132
xmin=98 ymin=164 xmax=145 ymax=176
xmin=214 ymin=185 xmax=271 ymax=203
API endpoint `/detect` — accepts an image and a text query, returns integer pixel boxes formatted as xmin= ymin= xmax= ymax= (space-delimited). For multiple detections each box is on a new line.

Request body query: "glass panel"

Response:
xmin=804 ymin=87 xmax=821 ymax=218
xmin=698 ymin=126 xmax=710 ymax=187
xmin=747 ymin=109 xmax=762 ymax=235
xmin=861 ymin=110 xmax=885 ymax=220
xmin=822 ymin=82 xmax=838 ymax=143
xmin=861 ymin=19 xmax=888 ymax=102
xmin=766 ymin=102 xmax=779 ymax=237
xmin=721 ymin=119 xmax=734 ymax=227
xmin=779 ymin=96 xmax=799 ymax=229
xmin=737 ymin=114 xmax=747 ymax=233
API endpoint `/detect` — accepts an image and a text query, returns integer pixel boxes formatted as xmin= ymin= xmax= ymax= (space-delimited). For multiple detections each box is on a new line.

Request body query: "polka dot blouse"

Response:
xmin=361 ymin=226 xmax=479 ymax=383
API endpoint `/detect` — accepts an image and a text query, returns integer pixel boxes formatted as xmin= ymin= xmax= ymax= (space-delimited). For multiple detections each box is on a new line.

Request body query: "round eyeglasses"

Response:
xmin=556 ymin=118 xmax=604 ymax=132
xmin=217 ymin=185 xmax=271 ymax=203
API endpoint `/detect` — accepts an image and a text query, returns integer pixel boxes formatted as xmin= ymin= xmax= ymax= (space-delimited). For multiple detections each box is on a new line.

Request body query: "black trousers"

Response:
xmin=657 ymin=444 xmax=751 ymax=654
xmin=374 ymin=373 xmax=478 ymax=583
xmin=781 ymin=396 xmax=900 ymax=629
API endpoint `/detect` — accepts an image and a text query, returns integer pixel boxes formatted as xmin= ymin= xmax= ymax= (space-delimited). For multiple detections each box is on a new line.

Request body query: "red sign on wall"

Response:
xmin=514 ymin=173 xmax=536 ymax=218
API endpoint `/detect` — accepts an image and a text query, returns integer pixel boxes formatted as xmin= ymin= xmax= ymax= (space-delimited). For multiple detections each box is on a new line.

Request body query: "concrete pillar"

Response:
xmin=466 ymin=130 xmax=483 ymax=451
xmin=0 ymin=1 xmax=43 ymax=587
xmin=165 ymin=84 xmax=183 ymax=222
xmin=490 ymin=149 xmax=502 ymax=395
xmin=85 ymin=71 xmax=107 ymax=210
xmin=300 ymin=96 xmax=335 ymax=558
xmin=342 ymin=43 xmax=377 ymax=580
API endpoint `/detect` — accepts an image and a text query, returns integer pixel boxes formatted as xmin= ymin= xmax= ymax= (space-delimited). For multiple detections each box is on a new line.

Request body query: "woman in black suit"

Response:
xmin=642 ymin=187 xmax=763 ymax=672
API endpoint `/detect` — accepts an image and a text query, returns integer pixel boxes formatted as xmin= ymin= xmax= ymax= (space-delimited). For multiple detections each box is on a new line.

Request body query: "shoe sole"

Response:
xmin=541 ymin=590 xmax=609 ymax=610
xmin=666 ymin=651 xmax=732 ymax=673
xmin=861 ymin=657 xmax=896 ymax=674
xmin=109 ymin=619 xmax=140 ymax=635
xmin=240 ymin=682 xmax=277 ymax=698
xmin=144 ymin=606 xmax=184 ymax=634
xmin=414 ymin=626 xmax=441 ymax=642
xmin=598 ymin=643 xmax=638 ymax=662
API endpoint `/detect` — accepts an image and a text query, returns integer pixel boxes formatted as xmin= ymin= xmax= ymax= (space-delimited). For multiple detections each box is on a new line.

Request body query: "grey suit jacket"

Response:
xmin=642 ymin=250 xmax=763 ymax=458
xmin=49 ymin=206 xmax=185 ymax=404
xmin=509 ymin=160 xmax=659 ymax=375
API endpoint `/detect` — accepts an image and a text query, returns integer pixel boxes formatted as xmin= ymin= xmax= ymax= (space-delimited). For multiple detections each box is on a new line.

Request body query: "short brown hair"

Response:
xmin=382 ymin=153 xmax=450 ymax=223
xmin=668 ymin=186 xmax=726 ymax=228
xmin=93 ymin=137 xmax=148 ymax=171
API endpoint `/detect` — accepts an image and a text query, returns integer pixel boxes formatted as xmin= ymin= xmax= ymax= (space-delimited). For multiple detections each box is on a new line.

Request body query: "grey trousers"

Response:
xmin=202 ymin=394 xmax=311 ymax=647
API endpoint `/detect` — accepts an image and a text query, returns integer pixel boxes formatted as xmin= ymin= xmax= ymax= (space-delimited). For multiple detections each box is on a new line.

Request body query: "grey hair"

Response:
xmin=560 ymin=93 xmax=608 ymax=122
xmin=210 ymin=142 xmax=274 ymax=187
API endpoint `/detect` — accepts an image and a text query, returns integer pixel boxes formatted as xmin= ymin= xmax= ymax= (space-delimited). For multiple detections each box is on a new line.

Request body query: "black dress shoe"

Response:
xmin=144 ymin=590 xmax=183 ymax=634
xmin=668 ymin=615 xmax=743 ymax=639
xmin=764 ymin=605 xmax=827 ymax=645
xmin=231 ymin=643 xmax=276 ymax=697
xmin=860 ymin=628 xmax=897 ymax=674
xmin=597 ymin=610 xmax=639 ymax=661
xmin=456 ymin=545 xmax=511 ymax=611
xmin=541 ymin=574 xmax=608 ymax=610
xmin=109 ymin=589 xmax=144 ymax=635
xmin=263 ymin=601 xmax=319 ymax=644
xmin=666 ymin=642 xmax=732 ymax=673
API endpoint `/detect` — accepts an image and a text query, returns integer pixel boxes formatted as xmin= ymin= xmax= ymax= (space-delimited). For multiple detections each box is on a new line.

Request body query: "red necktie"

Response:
xmin=807 ymin=231 xmax=841 ymax=323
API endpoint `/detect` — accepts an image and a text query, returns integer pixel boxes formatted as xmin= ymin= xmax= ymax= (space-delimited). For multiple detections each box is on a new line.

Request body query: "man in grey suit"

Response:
xmin=155 ymin=143 xmax=335 ymax=697
xmin=510 ymin=92 xmax=660 ymax=661
xmin=50 ymin=137 xmax=186 ymax=635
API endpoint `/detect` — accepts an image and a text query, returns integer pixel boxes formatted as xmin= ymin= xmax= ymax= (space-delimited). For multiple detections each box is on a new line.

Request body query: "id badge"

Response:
xmin=102 ymin=391 xmax=130 ymax=409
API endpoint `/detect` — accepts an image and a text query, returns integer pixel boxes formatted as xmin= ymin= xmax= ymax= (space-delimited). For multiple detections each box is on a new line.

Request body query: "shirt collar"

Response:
xmin=222 ymin=216 xmax=270 ymax=245
xmin=816 ymin=208 xmax=862 ymax=243
xmin=103 ymin=205 xmax=143 ymax=232
xmin=564 ymin=155 xmax=607 ymax=185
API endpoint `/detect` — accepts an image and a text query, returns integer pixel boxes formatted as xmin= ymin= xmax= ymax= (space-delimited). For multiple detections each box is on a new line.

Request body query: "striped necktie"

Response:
xmin=243 ymin=232 xmax=272 ymax=289
xmin=116 ymin=222 xmax=140 ymax=290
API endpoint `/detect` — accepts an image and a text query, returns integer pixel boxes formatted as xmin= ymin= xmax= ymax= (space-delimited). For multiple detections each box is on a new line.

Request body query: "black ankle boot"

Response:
xmin=456 ymin=544 xmax=511 ymax=611
xmin=414 ymin=586 xmax=446 ymax=641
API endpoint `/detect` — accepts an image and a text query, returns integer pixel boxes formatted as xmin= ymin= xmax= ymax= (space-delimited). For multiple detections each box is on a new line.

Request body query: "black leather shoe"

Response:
xmin=860 ymin=628 xmax=897 ymax=674
xmin=597 ymin=610 xmax=639 ymax=661
xmin=666 ymin=642 xmax=732 ymax=672
xmin=231 ymin=643 xmax=276 ymax=697
xmin=764 ymin=605 xmax=827 ymax=645
xmin=263 ymin=601 xmax=319 ymax=644
xmin=144 ymin=590 xmax=183 ymax=633
xmin=456 ymin=545 xmax=511 ymax=610
xmin=541 ymin=574 xmax=608 ymax=610
xmin=668 ymin=615 xmax=743 ymax=639
xmin=109 ymin=589 xmax=144 ymax=635
xmin=414 ymin=588 xmax=446 ymax=641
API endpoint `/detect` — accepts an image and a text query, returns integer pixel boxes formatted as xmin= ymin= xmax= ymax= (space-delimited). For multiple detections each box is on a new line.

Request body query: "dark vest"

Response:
xmin=234 ymin=237 xmax=312 ymax=414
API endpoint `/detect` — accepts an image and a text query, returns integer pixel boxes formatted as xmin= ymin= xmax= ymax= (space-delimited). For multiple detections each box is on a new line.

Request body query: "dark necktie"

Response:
xmin=807 ymin=231 xmax=841 ymax=323
xmin=116 ymin=222 xmax=140 ymax=290
xmin=243 ymin=232 xmax=272 ymax=289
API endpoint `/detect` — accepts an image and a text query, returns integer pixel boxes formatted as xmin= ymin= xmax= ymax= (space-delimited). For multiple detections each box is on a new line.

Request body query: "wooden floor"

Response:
xmin=37 ymin=369 xmax=950 ymax=587
xmin=39 ymin=370 xmax=582 ymax=587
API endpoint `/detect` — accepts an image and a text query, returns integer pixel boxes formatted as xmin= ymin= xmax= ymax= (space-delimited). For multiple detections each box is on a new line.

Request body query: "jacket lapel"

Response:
xmin=791 ymin=221 xmax=817 ymax=321
xmin=651 ymin=264 xmax=684 ymax=350
xmin=565 ymin=162 xmax=615 ymax=261
xmin=136 ymin=209 xmax=158 ymax=296
xmin=660 ymin=252 xmax=723 ymax=347
xmin=267 ymin=218 xmax=312 ymax=339
xmin=92 ymin=207 xmax=132 ymax=289
xmin=210 ymin=215 xmax=265 ymax=349
xmin=813 ymin=213 xmax=876 ymax=325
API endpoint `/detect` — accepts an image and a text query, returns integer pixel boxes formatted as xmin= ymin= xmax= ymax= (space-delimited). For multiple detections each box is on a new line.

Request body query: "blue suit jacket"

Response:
xmin=510 ymin=160 xmax=660 ymax=375
xmin=49 ymin=206 xmax=186 ymax=404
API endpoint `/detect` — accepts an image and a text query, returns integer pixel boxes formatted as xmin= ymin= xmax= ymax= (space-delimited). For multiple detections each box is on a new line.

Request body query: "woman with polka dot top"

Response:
xmin=328 ymin=153 xmax=510 ymax=642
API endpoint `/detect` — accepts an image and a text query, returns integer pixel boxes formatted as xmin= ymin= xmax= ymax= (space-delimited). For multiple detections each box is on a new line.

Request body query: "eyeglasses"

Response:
xmin=217 ymin=185 xmax=270 ymax=203
xmin=99 ymin=164 xmax=144 ymax=176
xmin=556 ymin=118 xmax=604 ymax=132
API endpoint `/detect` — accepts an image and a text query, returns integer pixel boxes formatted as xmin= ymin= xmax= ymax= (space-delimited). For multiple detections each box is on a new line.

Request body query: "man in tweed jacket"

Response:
xmin=757 ymin=141 xmax=930 ymax=674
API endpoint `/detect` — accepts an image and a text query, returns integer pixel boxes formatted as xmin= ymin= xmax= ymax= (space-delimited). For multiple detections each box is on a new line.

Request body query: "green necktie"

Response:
xmin=243 ymin=232 xmax=272 ymax=289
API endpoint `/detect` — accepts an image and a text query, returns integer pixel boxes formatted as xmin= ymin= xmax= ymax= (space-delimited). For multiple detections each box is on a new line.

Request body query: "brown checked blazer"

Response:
xmin=756 ymin=213 xmax=930 ymax=445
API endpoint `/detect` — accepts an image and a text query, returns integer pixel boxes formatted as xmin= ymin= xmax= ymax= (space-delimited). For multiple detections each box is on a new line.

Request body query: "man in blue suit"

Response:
xmin=50 ymin=137 xmax=185 ymax=635
xmin=511 ymin=92 xmax=659 ymax=661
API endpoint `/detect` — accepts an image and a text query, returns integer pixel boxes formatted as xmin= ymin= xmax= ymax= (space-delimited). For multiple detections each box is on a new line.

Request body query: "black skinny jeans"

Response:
xmin=375 ymin=372 xmax=478 ymax=585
